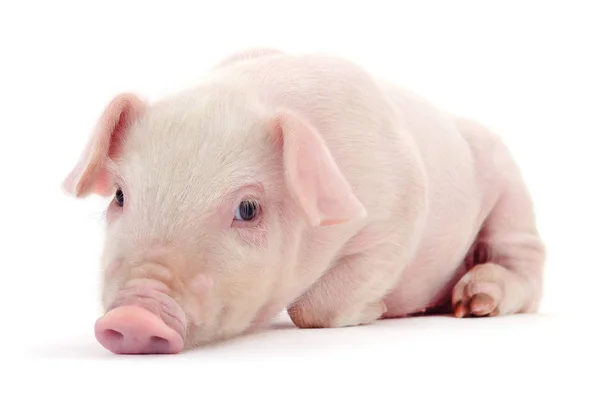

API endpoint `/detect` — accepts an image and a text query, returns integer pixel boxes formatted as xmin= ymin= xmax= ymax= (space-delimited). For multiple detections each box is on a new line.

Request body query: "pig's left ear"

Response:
xmin=271 ymin=110 xmax=368 ymax=227
xmin=62 ymin=93 xmax=147 ymax=198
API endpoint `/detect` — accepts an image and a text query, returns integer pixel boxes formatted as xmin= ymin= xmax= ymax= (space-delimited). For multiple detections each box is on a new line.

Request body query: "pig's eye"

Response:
xmin=115 ymin=188 xmax=124 ymax=207
xmin=234 ymin=200 xmax=259 ymax=221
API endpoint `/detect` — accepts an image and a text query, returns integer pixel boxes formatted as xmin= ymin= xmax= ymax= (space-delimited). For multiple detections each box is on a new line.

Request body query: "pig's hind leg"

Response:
xmin=451 ymin=150 xmax=546 ymax=318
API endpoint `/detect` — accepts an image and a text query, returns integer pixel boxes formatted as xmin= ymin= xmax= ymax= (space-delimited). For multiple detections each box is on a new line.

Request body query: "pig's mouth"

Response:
xmin=94 ymin=286 xmax=187 ymax=355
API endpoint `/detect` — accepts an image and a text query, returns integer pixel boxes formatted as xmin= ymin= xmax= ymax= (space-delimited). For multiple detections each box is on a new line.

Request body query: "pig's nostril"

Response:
xmin=104 ymin=329 xmax=124 ymax=341
xmin=150 ymin=335 xmax=168 ymax=344
xmin=149 ymin=336 xmax=170 ymax=352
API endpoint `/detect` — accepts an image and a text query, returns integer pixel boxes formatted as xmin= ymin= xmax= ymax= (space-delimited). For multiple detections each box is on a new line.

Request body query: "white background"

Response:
xmin=1 ymin=1 xmax=599 ymax=406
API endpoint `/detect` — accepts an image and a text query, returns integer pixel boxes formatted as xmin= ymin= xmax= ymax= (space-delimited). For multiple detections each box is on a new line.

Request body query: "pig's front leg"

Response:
xmin=287 ymin=242 xmax=410 ymax=328
xmin=452 ymin=158 xmax=545 ymax=318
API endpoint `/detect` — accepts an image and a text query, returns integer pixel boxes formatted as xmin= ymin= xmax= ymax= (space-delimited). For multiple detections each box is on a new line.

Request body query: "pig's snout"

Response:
xmin=94 ymin=283 xmax=187 ymax=354
xmin=95 ymin=305 xmax=184 ymax=354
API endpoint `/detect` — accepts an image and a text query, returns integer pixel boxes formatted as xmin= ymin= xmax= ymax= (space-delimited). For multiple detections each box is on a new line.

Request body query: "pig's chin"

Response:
xmin=94 ymin=286 xmax=188 ymax=354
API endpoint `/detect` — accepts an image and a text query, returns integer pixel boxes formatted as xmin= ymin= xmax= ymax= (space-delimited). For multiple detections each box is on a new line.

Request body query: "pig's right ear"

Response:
xmin=270 ymin=110 xmax=368 ymax=227
xmin=62 ymin=93 xmax=147 ymax=198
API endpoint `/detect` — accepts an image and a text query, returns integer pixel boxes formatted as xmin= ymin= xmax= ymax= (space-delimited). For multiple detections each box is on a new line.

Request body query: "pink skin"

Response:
xmin=63 ymin=48 xmax=545 ymax=354
xmin=94 ymin=279 xmax=187 ymax=354
xmin=95 ymin=306 xmax=183 ymax=354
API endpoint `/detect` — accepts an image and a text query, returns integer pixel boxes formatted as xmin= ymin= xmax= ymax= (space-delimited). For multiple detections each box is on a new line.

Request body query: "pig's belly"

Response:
xmin=381 ymin=178 xmax=491 ymax=317
xmin=382 ymin=221 xmax=481 ymax=318
xmin=382 ymin=253 xmax=470 ymax=317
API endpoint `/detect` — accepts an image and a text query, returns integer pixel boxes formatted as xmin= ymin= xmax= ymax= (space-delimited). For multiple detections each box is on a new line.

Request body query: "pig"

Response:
xmin=62 ymin=47 xmax=545 ymax=354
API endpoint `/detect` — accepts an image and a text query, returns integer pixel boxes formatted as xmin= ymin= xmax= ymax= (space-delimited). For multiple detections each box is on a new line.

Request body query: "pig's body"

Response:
xmin=380 ymin=95 xmax=502 ymax=316
xmin=64 ymin=48 xmax=545 ymax=353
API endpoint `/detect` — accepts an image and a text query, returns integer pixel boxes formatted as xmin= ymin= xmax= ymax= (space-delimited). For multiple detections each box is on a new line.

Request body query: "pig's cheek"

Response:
xmin=189 ymin=274 xmax=214 ymax=295
xmin=183 ymin=274 xmax=214 ymax=327
xmin=236 ymin=228 xmax=268 ymax=248
xmin=105 ymin=201 xmax=122 ymax=224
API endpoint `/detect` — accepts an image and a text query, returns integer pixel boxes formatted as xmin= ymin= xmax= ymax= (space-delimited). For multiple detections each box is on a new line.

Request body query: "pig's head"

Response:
xmin=63 ymin=90 xmax=367 ymax=354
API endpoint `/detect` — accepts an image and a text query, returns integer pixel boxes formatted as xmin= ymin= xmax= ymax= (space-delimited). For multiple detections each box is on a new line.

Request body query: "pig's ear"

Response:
xmin=271 ymin=110 xmax=367 ymax=227
xmin=62 ymin=93 xmax=147 ymax=198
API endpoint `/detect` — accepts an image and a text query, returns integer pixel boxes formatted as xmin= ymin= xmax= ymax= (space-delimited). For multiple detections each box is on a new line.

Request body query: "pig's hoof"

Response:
xmin=288 ymin=300 xmax=386 ymax=329
xmin=453 ymin=293 xmax=500 ymax=318
xmin=452 ymin=265 xmax=505 ymax=318
xmin=331 ymin=301 xmax=387 ymax=327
